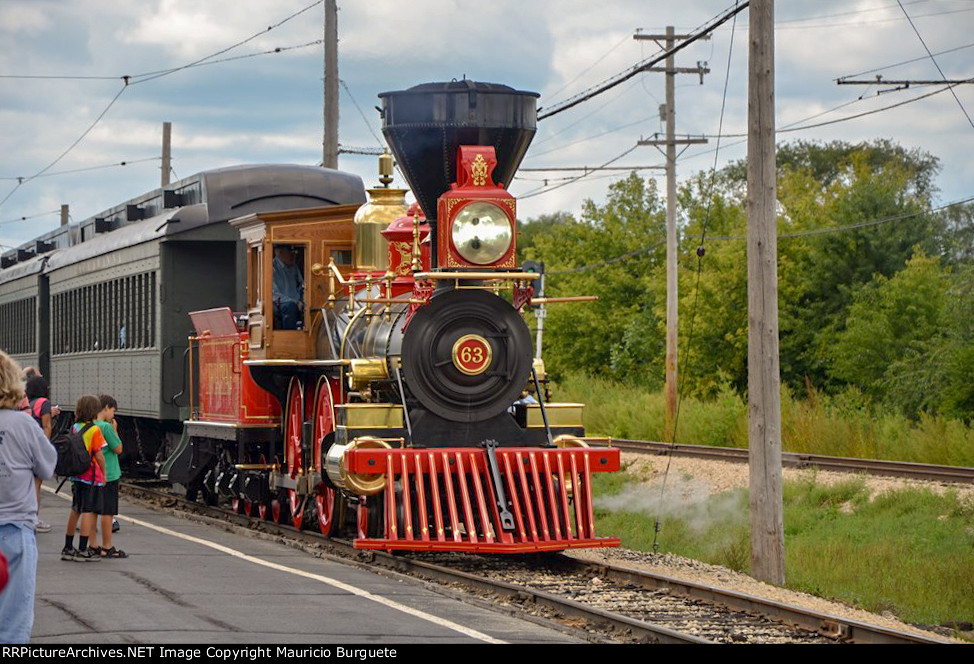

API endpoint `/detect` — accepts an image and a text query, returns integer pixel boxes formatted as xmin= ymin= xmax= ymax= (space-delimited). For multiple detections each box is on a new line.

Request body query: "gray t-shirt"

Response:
xmin=0 ymin=408 xmax=57 ymax=529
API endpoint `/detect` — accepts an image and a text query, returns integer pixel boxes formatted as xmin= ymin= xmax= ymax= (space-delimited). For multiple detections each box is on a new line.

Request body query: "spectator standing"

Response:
xmin=94 ymin=395 xmax=125 ymax=558
xmin=25 ymin=375 xmax=54 ymax=533
xmin=0 ymin=351 xmax=57 ymax=643
xmin=61 ymin=395 xmax=106 ymax=562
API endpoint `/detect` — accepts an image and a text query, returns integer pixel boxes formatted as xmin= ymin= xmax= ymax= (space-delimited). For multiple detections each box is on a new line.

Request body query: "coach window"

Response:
xmin=271 ymin=244 xmax=305 ymax=330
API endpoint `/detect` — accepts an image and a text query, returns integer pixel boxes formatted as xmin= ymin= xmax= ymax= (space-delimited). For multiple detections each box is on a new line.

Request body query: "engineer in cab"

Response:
xmin=272 ymin=245 xmax=304 ymax=330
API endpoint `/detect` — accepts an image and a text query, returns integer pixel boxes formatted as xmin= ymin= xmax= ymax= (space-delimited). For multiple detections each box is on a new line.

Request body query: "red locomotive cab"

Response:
xmin=188 ymin=307 xmax=280 ymax=425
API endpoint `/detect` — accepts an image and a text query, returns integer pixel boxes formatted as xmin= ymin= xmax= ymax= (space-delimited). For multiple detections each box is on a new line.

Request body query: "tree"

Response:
xmin=828 ymin=251 xmax=949 ymax=416
xmin=523 ymin=173 xmax=666 ymax=385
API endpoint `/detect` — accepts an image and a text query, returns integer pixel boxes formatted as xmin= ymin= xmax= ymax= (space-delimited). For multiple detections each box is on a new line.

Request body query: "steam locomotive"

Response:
xmin=168 ymin=81 xmax=621 ymax=553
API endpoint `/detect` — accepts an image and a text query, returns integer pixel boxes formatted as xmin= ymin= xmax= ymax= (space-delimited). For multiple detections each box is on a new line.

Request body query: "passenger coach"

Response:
xmin=0 ymin=164 xmax=365 ymax=471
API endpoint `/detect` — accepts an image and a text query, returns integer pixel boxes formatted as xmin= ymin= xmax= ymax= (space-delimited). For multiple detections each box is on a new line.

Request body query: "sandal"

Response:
xmin=103 ymin=547 xmax=128 ymax=559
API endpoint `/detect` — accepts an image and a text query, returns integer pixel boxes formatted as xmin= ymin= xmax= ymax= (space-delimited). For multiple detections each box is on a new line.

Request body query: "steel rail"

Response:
xmin=613 ymin=439 xmax=974 ymax=484
xmin=121 ymin=480 xmax=954 ymax=644
xmin=569 ymin=558 xmax=952 ymax=644
xmin=121 ymin=481 xmax=707 ymax=643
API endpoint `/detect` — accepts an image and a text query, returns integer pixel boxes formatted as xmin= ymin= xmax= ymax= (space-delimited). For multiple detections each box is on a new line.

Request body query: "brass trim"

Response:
xmin=553 ymin=435 xmax=589 ymax=449
xmin=451 ymin=334 xmax=492 ymax=376
xmin=325 ymin=437 xmax=392 ymax=496
xmin=337 ymin=404 xmax=404 ymax=428
xmin=348 ymin=358 xmax=390 ymax=390
xmin=525 ymin=403 xmax=584 ymax=428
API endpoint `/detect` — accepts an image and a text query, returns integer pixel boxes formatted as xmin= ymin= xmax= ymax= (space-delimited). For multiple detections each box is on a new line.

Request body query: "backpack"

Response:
xmin=29 ymin=397 xmax=49 ymax=429
xmin=53 ymin=422 xmax=95 ymax=478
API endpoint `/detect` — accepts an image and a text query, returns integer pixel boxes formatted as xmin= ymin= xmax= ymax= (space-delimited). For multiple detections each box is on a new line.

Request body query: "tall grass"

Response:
xmin=592 ymin=470 xmax=974 ymax=626
xmin=576 ymin=373 xmax=974 ymax=628
xmin=555 ymin=372 xmax=974 ymax=466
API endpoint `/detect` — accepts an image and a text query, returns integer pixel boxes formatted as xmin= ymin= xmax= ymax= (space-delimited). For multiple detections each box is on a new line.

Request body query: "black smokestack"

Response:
xmin=378 ymin=80 xmax=538 ymax=266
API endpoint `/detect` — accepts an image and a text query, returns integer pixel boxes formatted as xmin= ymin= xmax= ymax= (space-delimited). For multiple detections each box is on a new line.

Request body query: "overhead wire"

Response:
xmin=127 ymin=0 xmax=325 ymax=85
xmin=837 ymin=41 xmax=974 ymax=81
xmin=0 ymin=1 xmax=324 ymax=218
xmin=0 ymin=157 xmax=161 ymax=182
xmin=0 ymin=210 xmax=61 ymax=227
xmin=537 ymin=1 xmax=749 ymax=120
xmin=655 ymin=0 xmax=740 ymax=554
xmin=0 ymin=82 xmax=129 ymax=210
xmin=896 ymin=0 xmax=974 ymax=130
xmin=515 ymin=144 xmax=641 ymax=200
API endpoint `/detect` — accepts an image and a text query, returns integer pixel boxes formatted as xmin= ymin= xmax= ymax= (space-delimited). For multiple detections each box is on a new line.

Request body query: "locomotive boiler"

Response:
xmin=173 ymin=81 xmax=621 ymax=553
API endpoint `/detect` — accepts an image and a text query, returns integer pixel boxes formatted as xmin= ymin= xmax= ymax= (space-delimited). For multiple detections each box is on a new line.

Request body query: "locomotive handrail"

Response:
xmin=529 ymin=296 xmax=599 ymax=304
xmin=413 ymin=271 xmax=536 ymax=280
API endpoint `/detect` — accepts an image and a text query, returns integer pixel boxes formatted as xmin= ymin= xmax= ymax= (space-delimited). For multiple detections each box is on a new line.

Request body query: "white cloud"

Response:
xmin=1 ymin=0 xmax=973 ymax=246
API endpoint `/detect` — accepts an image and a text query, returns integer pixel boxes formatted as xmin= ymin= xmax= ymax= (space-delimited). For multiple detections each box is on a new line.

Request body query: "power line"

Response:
xmin=537 ymin=1 xmax=749 ymax=120
xmin=0 ymin=209 xmax=60 ymax=227
xmin=896 ymin=0 xmax=974 ymax=131
xmin=0 ymin=40 xmax=324 ymax=82
xmin=775 ymin=4 xmax=974 ymax=30
xmin=0 ymin=82 xmax=129 ymax=210
xmin=515 ymin=144 xmax=640 ymax=199
xmin=837 ymin=41 xmax=974 ymax=81
xmin=688 ymin=195 xmax=974 ymax=243
xmin=0 ymin=2 xmax=324 ymax=212
xmin=128 ymin=0 xmax=325 ymax=85
xmin=543 ymin=196 xmax=974 ymax=278
xmin=0 ymin=157 xmax=160 ymax=182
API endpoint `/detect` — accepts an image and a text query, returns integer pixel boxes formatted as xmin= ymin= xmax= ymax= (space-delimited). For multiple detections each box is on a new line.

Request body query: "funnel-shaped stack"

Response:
xmin=379 ymin=80 xmax=539 ymax=224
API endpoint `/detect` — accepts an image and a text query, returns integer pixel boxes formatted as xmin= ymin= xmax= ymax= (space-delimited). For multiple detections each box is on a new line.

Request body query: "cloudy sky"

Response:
xmin=1 ymin=0 xmax=972 ymax=250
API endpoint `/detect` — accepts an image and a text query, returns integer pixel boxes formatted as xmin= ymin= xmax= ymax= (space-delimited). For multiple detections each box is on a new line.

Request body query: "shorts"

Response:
xmin=99 ymin=480 xmax=119 ymax=516
xmin=71 ymin=481 xmax=104 ymax=515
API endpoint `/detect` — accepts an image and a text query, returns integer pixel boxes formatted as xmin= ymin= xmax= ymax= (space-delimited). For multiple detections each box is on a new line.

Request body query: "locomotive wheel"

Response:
xmin=270 ymin=495 xmax=284 ymax=523
xmin=256 ymin=454 xmax=270 ymax=521
xmin=289 ymin=493 xmax=307 ymax=530
xmin=357 ymin=495 xmax=385 ymax=539
xmin=285 ymin=378 xmax=307 ymax=530
xmin=312 ymin=377 xmax=338 ymax=537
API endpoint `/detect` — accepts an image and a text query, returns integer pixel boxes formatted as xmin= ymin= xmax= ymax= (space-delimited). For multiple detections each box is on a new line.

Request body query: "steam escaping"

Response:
xmin=595 ymin=476 xmax=748 ymax=536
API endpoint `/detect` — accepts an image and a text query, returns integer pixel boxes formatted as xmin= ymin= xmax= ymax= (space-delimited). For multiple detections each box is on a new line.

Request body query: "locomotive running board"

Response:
xmin=345 ymin=446 xmax=621 ymax=553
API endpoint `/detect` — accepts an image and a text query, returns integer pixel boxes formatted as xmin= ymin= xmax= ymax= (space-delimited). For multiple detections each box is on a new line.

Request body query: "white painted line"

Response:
xmin=44 ymin=485 xmax=506 ymax=644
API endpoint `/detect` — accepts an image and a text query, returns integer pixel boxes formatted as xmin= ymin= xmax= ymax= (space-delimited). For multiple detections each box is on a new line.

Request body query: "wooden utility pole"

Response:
xmin=322 ymin=0 xmax=339 ymax=169
xmin=161 ymin=122 xmax=172 ymax=187
xmin=635 ymin=27 xmax=708 ymax=441
xmin=747 ymin=0 xmax=785 ymax=585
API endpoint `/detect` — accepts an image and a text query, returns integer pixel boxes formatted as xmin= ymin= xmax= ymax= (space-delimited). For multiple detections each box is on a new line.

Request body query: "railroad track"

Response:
xmin=121 ymin=480 xmax=953 ymax=644
xmin=613 ymin=439 xmax=974 ymax=484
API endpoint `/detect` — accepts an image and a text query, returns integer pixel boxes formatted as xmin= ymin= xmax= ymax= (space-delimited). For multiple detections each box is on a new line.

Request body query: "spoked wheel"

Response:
xmin=357 ymin=495 xmax=386 ymax=539
xmin=269 ymin=490 xmax=285 ymax=524
xmin=312 ymin=377 xmax=338 ymax=537
xmin=285 ymin=377 xmax=307 ymax=530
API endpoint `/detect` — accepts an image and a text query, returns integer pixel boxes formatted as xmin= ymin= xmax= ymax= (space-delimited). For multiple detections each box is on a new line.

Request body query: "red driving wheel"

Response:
xmin=285 ymin=377 xmax=307 ymax=530
xmin=312 ymin=377 xmax=338 ymax=537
